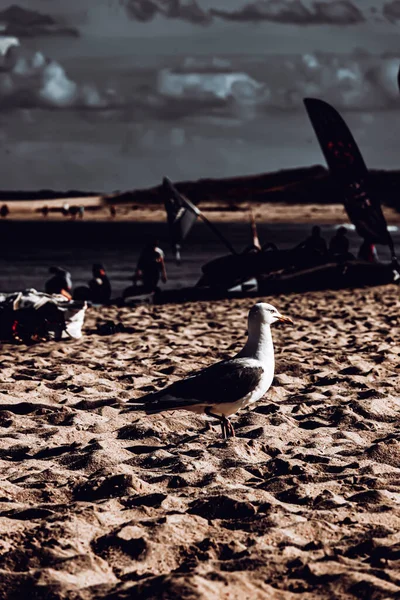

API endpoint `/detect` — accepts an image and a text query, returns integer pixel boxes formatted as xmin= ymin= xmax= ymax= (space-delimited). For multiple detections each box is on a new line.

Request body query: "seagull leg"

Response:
xmin=221 ymin=420 xmax=227 ymax=439
xmin=205 ymin=408 xmax=227 ymax=439
xmin=225 ymin=418 xmax=236 ymax=438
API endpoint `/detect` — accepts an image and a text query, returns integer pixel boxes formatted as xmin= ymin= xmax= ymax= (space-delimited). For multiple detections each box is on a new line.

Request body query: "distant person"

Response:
xmin=301 ymin=226 xmax=328 ymax=256
xmin=358 ymin=240 xmax=379 ymax=263
xmin=41 ymin=205 xmax=49 ymax=218
xmin=295 ymin=226 xmax=328 ymax=265
xmin=134 ymin=240 xmax=167 ymax=293
xmin=78 ymin=206 xmax=85 ymax=219
xmin=89 ymin=263 xmax=112 ymax=303
xmin=0 ymin=204 xmax=9 ymax=218
xmin=109 ymin=205 xmax=117 ymax=218
xmin=69 ymin=206 xmax=79 ymax=219
xmin=329 ymin=226 xmax=353 ymax=261
xmin=61 ymin=203 xmax=69 ymax=217
xmin=45 ymin=267 xmax=72 ymax=299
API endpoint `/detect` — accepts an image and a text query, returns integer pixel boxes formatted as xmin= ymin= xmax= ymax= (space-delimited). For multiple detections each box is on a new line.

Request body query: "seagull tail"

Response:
xmin=121 ymin=404 xmax=166 ymax=415
xmin=121 ymin=404 xmax=182 ymax=415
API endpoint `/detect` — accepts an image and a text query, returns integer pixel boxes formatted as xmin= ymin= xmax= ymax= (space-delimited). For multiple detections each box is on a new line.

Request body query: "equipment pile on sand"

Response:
xmin=0 ymin=289 xmax=87 ymax=343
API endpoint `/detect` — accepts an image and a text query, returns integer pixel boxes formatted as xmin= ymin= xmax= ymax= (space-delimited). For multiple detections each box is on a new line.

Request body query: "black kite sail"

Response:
xmin=304 ymin=97 xmax=396 ymax=260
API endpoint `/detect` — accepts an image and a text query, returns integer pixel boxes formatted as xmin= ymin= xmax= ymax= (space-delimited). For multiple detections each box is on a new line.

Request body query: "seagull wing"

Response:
xmin=127 ymin=359 xmax=264 ymax=413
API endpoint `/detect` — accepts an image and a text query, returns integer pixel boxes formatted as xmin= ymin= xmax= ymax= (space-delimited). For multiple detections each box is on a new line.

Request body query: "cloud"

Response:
xmin=152 ymin=52 xmax=400 ymax=116
xmin=312 ymin=2 xmax=365 ymax=24
xmin=124 ymin=0 xmax=212 ymax=25
xmin=383 ymin=0 xmax=400 ymax=23
xmin=0 ymin=5 xmax=79 ymax=37
xmin=210 ymin=0 xmax=365 ymax=26
xmin=211 ymin=0 xmax=312 ymax=24
xmin=0 ymin=43 xmax=116 ymax=110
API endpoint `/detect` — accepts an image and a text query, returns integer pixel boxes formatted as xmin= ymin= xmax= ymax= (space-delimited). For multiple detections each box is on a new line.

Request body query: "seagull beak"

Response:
xmin=278 ymin=314 xmax=294 ymax=325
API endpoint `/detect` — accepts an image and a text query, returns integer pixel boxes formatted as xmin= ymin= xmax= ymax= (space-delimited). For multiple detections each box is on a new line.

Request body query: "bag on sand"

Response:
xmin=0 ymin=289 xmax=87 ymax=343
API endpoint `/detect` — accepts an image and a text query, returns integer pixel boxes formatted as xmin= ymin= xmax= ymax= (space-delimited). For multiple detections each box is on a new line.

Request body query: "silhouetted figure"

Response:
xmin=295 ymin=225 xmax=328 ymax=266
xmin=61 ymin=203 xmax=69 ymax=217
xmin=89 ymin=263 xmax=112 ymax=303
xmin=45 ymin=267 xmax=72 ymax=299
xmin=302 ymin=226 xmax=328 ymax=255
xmin=78 ymin=206 xmax=85 ymax=219
xmin=0 ymin=204 xmax=9 ymax=218
xmin=125 ymin=240 xmax=167 ymax=296
xmin=109 ymin=205 xmax=117 ymax=218
xmin=330 ymin=226 xmax=349 ymax=254
xmin=329 ymin=226 xmax=353 ymax=261
xmin=358 ymin=240 xmax=379 ymax=263
xmin=41 ymin=205 xmax=49 ymax=218
xmin=74 ymin=264 xmax=112 ymax=303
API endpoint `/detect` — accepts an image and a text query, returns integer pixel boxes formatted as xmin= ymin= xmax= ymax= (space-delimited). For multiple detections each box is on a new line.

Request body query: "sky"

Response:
xmin=4 ymin=0 xmax=400 ymax=39
xmin=1 ymin=0 xmax=400 ymax=190
xmin=0 ymin=0 xmax=397 ymax=59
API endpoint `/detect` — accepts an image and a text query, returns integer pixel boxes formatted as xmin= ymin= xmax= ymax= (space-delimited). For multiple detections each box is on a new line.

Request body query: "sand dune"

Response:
xmin=2 ymin=163 xmax=400 ymax=225
xmin=0 ymin=285 xmax=400 ymax=598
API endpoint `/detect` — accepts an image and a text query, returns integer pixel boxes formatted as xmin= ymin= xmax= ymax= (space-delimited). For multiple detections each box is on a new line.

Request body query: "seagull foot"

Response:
xmin=206 ymin=409 xmax=235 ymax=439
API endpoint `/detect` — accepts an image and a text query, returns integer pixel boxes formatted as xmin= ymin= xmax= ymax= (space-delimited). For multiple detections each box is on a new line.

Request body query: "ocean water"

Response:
xmin=0 ymin=220 xmax=396 ymax=294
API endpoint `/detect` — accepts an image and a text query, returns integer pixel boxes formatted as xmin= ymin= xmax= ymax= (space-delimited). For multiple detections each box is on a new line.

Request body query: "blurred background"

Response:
xmin=0 ymin=0 xmax=400 ymax=191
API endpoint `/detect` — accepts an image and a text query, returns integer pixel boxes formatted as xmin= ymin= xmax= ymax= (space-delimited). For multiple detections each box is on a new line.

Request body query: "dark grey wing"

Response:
xmin=129 ymin=361 xmax=263 ymax=413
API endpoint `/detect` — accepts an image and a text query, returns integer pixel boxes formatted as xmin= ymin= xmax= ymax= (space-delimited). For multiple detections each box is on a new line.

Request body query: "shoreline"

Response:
xmin=1 ymin=202 xmax=400 ymax=225
xmin=0 ymin=219 xmax=397 ymax=295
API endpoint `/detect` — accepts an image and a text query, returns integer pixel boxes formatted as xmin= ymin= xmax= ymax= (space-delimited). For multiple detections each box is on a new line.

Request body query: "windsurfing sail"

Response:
xmin=304 ymin=98 xmax=397 ymax=261
xmin=162 ymin=177 xmax=237 ymax=259
xmin=162 ymin=177 xmax=198 ymax=264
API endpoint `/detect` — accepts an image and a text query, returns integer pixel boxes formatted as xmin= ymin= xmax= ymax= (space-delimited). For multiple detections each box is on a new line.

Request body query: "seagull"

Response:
xmin=124 ymin=303 xmax=293 ymax=438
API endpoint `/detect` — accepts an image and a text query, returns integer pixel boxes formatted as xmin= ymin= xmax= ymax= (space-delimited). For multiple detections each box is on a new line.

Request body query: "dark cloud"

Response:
xmin=124 ymin=0 xmax=212 ymax=25
xmin=312 ymin=2 xmax=364 ymax=24
xmin=211 ymin=0 xmax=312 ymax=24
xmin=0 ymin=5 xmax=79 ymax=37
xmin=210 ymin=0 xmax=365 ymax=26
xmin=383 ymin=0 xmax=400 ymax=22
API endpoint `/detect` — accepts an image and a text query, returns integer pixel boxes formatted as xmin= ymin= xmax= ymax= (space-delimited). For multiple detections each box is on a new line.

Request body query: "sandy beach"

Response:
xmin=2 ymin=200 xmax=400 ymax=225
xmin=3 ymin=6 xmax=400 ymax=598
xmin=1 ymin=285 xmax=400 ymax=598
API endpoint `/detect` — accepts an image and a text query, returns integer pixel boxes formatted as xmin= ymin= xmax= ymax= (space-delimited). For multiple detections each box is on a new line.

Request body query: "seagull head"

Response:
xmin=250 ymin=302 xmax=293 ymax=327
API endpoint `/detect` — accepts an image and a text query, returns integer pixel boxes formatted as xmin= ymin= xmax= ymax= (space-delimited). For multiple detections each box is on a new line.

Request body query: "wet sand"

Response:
xmin=1 ymin=285 xmax=400 ymax=598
